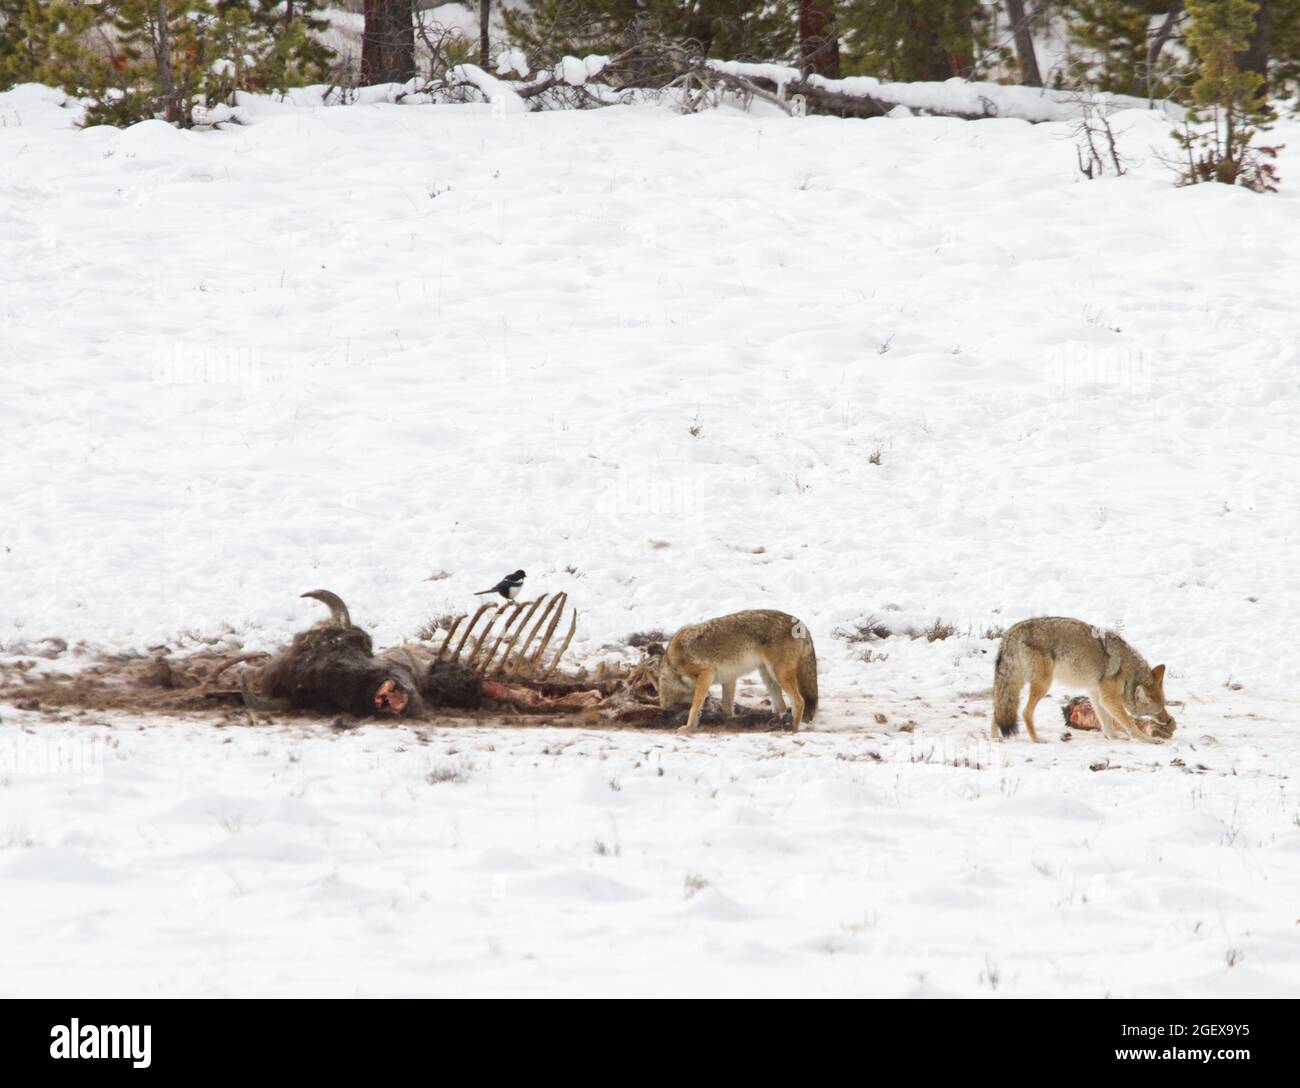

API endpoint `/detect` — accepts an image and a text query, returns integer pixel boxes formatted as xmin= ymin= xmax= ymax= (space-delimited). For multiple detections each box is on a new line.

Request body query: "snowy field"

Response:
xmin=1 ymin=82 xmax=1298 ymax=996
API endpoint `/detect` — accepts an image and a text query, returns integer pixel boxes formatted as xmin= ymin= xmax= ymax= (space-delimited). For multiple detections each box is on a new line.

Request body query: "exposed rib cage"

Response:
xmin=434 ymin=592 xmax=577 ymax=681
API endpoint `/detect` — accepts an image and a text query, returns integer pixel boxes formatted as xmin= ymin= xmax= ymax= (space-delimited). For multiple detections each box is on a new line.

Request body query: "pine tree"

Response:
xmin=2 ymin=1 xmax=335 ymax=126
xmin=1268 ymin=0 xmax=1300 ymax=95
xmin=501 ymin=0 xmax=798 ymax=73
xmin=1239 ymin=0 xmax=1300 ymax=98
xmin=500 ymin=0 xmax=625 ymax=67
xmin=839 ymin=1 xmax=993 ymax=82
xmin=1 ymin=1 xmax=49 ymax=91
xmin=214 ymin=1 xmax=334 ymax=92
xmin=1066 ymin=0 xmax=1188 ymax=97
xmin=3 ymin=1 xmax=155 ymax=125
xmin=1174 ymin=0 xmax=1280 ymax=190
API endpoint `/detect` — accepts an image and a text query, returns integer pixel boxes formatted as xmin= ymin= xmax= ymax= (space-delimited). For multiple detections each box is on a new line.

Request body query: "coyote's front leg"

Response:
xmin=1091 ymin=691 xmax=1125 ymax=740
xmin=1098 ymin=679 xmax=1162 ymax=744
xmin=677 ymin=668 xmax=715 ymax=735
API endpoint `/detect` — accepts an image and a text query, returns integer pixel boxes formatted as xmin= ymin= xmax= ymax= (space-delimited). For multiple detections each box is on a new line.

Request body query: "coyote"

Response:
xmin=658 ymin=610 xmax=818 ymax=734
xmin=993 ymin=617 xmax=1174 ymax=743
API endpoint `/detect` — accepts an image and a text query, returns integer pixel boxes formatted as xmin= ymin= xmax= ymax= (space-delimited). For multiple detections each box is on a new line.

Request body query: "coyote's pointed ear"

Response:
xmin=1151 ymin=664 xmax=1166 ymax=684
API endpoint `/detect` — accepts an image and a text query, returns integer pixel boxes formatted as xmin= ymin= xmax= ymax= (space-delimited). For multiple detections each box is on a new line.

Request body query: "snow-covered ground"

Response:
xmin=3 ymin=697 xmax=1297 ymax=997
xmin=1 ymin=82 xmax=1298 ymax=996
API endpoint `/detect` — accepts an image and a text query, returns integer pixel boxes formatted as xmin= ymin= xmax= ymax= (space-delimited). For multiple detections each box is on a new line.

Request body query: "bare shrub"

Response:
xmin=835 ymin=617 xmax=893 ymax=643
xmin=414 ymin=613 xmax=460 ymax=642
xmin=1068 ymin=93 xmax=1128 ymax=179
xmin=920 ymin=619 xmax=958 ymax=642
xmin=684 ymin=872 xmax=710 ymax=899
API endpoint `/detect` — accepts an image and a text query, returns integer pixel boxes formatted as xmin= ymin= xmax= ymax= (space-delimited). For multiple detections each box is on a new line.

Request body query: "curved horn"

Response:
xmin=301 ymin=589 xmax=352 ymax=628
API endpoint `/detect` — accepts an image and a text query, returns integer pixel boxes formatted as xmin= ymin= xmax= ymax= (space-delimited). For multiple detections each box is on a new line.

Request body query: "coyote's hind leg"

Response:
xmin=719 ymin=678 xmax=736 ymax=718
xmin=1021 ymin=659 xmax=1053 ymax=743
xmin=758 ymin=664 xmax=788 ymax=716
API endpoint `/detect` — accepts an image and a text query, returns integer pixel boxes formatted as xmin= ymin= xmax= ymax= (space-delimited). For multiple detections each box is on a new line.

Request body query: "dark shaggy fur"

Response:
xmin=421 ymin=660 xmax=484 ymax=710
xmin=252 ymin=624 xmax=426 ymax=717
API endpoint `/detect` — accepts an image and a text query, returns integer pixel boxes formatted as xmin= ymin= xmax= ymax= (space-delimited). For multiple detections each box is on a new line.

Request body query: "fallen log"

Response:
xmin=704 ymin=61 xmax=1171 ymax=122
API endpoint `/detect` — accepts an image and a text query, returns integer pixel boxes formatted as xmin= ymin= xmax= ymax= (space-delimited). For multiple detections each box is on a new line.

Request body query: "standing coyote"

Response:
xmin=658 ymin=610 xmax=818 ymax=734
xmin=993 ymin=617 xmax=1174 ymax=743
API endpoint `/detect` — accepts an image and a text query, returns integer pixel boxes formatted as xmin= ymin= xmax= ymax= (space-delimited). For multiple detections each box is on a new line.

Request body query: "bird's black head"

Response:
xmin=508 ymin=570 xmax=526 ymax=580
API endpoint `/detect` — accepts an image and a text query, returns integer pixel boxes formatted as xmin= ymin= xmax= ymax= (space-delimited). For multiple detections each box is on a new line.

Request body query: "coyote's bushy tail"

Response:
xmin=798 ymin=636 xmax=818 ymax=722
xmin=992 ymin=639 xmax=1024 ymax=738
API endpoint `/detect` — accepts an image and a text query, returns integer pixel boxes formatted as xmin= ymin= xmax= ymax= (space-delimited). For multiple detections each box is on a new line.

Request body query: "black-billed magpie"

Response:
xmin=475 ymin=569 xmax=526 ymax=601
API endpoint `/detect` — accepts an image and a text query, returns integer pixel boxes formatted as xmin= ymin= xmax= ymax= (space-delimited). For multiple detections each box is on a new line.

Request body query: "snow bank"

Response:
xmin=0 ymin=83 xmax=86 ymax=129
xmin=556 ymin=55 xmax=610 ymax=87
xmin=447 ymin=64 xmax=527 ymax=113
xmin=496 ymin=48 xmax=530 ymax=79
